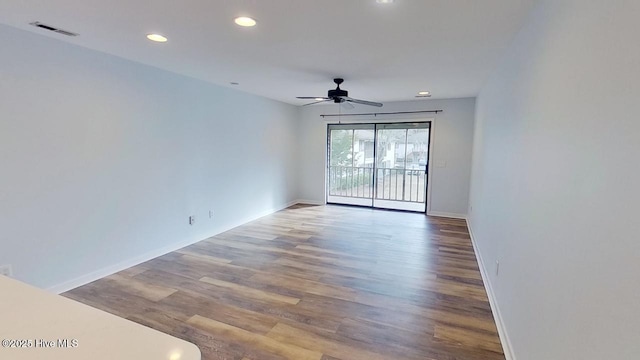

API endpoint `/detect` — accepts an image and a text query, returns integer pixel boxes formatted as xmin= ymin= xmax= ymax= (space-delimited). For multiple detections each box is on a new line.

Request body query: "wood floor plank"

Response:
xmin=249 ymin=272 xmax=359 ymax=303
xmin=175 ymin=249 xmax=233 ymax=264
xmin=188 ymin=315 xmax=323 ymax=360
xmin=64 ymin=204 xmax=505 ymax=360
xmin=160 ymin=290 xmax=280 ymax=335
xmin=105 ymin=273 xmax=178 ymax=302
xmin=199 ymin=276 xmax=301 ymax=305
xmin=135 ymin=268 xmax=343 ymax=333
xmin=266 ymin=322 xmax=398 ymax=360
xmin=336 ymin=317 xmax=502 ymax=360
xmin=434 ymin=324 xmax=504 ymax=354
xmin=274 ymin=257 xmax=372 ymax=280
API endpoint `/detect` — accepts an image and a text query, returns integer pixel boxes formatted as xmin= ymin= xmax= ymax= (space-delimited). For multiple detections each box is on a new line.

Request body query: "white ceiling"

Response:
xmin=0 ymin=0 xmax=537 ymax=105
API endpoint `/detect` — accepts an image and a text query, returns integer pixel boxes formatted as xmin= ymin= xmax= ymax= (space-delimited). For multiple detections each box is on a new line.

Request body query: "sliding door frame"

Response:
xmin=325 ymin=119 xmax=434 ymax=214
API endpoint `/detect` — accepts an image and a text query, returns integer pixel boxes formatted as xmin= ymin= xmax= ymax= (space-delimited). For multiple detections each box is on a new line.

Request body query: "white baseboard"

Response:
xmin=293 ymin=199 xmax=325 ymax=206
xmin=47 ymin=200 xmax=298 ymax=294
xmin=293 ymin=202 xmax=467 ymax=218
xmin=427 ymin=211 xmax=468 ymax=219
xmin=466 ymin=219 xmax=515 ymax=360
xmin=47 ymin=236 xmax=204 ymax=294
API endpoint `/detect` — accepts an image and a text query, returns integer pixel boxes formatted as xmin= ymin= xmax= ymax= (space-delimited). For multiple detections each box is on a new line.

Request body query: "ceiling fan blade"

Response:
xmin=341 ymin=102 xmax=355 ymax=110
xmin=303 ymin=100 xmax=332 ymax=106
xmin=343 ymin=97 xmax=383 ymax=107
xmin=297 ymin=97 xmax=329 ymax=100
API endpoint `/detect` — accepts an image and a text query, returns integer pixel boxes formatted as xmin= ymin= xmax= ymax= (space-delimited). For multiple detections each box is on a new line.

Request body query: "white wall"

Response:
xmin=297 ymin=98 xmax=476 ymax=217
xmin=0 ymin=24 xmax=299 ymax=291
xmin=469 ymin=1 xmax=640 ymax=359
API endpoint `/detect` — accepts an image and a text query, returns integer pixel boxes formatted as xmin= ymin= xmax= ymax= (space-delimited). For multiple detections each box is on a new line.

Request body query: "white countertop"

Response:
xmin=0 ymin=275 xmax=200 ymax=360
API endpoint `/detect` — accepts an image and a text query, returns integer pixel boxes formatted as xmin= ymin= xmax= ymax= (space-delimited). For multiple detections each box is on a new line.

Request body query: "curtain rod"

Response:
xmin=319 ymin=110 xmax=443 ymax=118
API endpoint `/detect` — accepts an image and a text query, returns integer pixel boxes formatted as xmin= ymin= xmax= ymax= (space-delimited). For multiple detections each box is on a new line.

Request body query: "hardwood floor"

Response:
xmin=63 ymin=204 xmax=504 ymax=360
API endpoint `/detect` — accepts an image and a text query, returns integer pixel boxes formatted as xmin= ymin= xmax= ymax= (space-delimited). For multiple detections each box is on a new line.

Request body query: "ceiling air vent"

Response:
xmin=29 ymin=22 xmax=78 ymax=37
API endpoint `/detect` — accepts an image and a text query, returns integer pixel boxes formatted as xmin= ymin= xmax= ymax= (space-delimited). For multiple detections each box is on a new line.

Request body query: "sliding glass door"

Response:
xmin=327 ymin=124 xmax=375 ymax=206
xmin=327 ymin=122 xmax=431 ymax=212
xmin=373 ymin=123 xmax=429 ymax=212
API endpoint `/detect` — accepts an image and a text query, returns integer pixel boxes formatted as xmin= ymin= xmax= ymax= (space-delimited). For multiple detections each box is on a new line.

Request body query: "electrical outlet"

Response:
xmin=209 ymin=210 xmax=214 ymax=219
xmin=495 ymin=260 xmax=500 ymax=276
xmin=189 ymin=216 xmax=195 ymax=225
xmin=0 ymin=264 xmax=13 ymax=277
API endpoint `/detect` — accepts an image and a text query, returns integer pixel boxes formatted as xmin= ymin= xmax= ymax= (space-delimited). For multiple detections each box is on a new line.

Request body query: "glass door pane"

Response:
xmin=327 ymin=124 xmax=375 ymax=206
xmin=405 ymin=128 xmax=429 ymax=203
xmin=375 ymin=128 xmax=407 ymax=201
xmin=374 ymin=123 xmax=430 ymax=212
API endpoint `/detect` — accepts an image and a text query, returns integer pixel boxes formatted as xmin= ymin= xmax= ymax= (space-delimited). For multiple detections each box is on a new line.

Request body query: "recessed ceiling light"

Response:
xmin=376 ymin=0 xmax=395 ymax=3
xmin=315 ymin=98 xmax=325 ymax=101
xmin=146 ymin=34 xmax=167 ymax=42
xmin=418 ymin=91 xmax=430 ymax=95
xmin=234 ymin=16 xmax=257 ymax=27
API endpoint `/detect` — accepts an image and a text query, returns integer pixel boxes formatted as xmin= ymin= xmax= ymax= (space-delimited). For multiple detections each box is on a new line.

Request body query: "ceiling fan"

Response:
xmin=297 ymin=78 xmax=383 ymax=107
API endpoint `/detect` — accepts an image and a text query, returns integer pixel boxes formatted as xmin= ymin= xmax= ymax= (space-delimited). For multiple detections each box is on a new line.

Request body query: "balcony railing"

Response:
xmin=328 ymin=166 xmax=426 ymax=203
xmin=328 ymin=166 xmax=374 ymax=199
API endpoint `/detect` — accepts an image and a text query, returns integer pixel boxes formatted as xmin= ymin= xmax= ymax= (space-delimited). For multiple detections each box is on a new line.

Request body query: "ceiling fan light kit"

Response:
xmin=297 ymin=78 xmax=383 ymax=107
